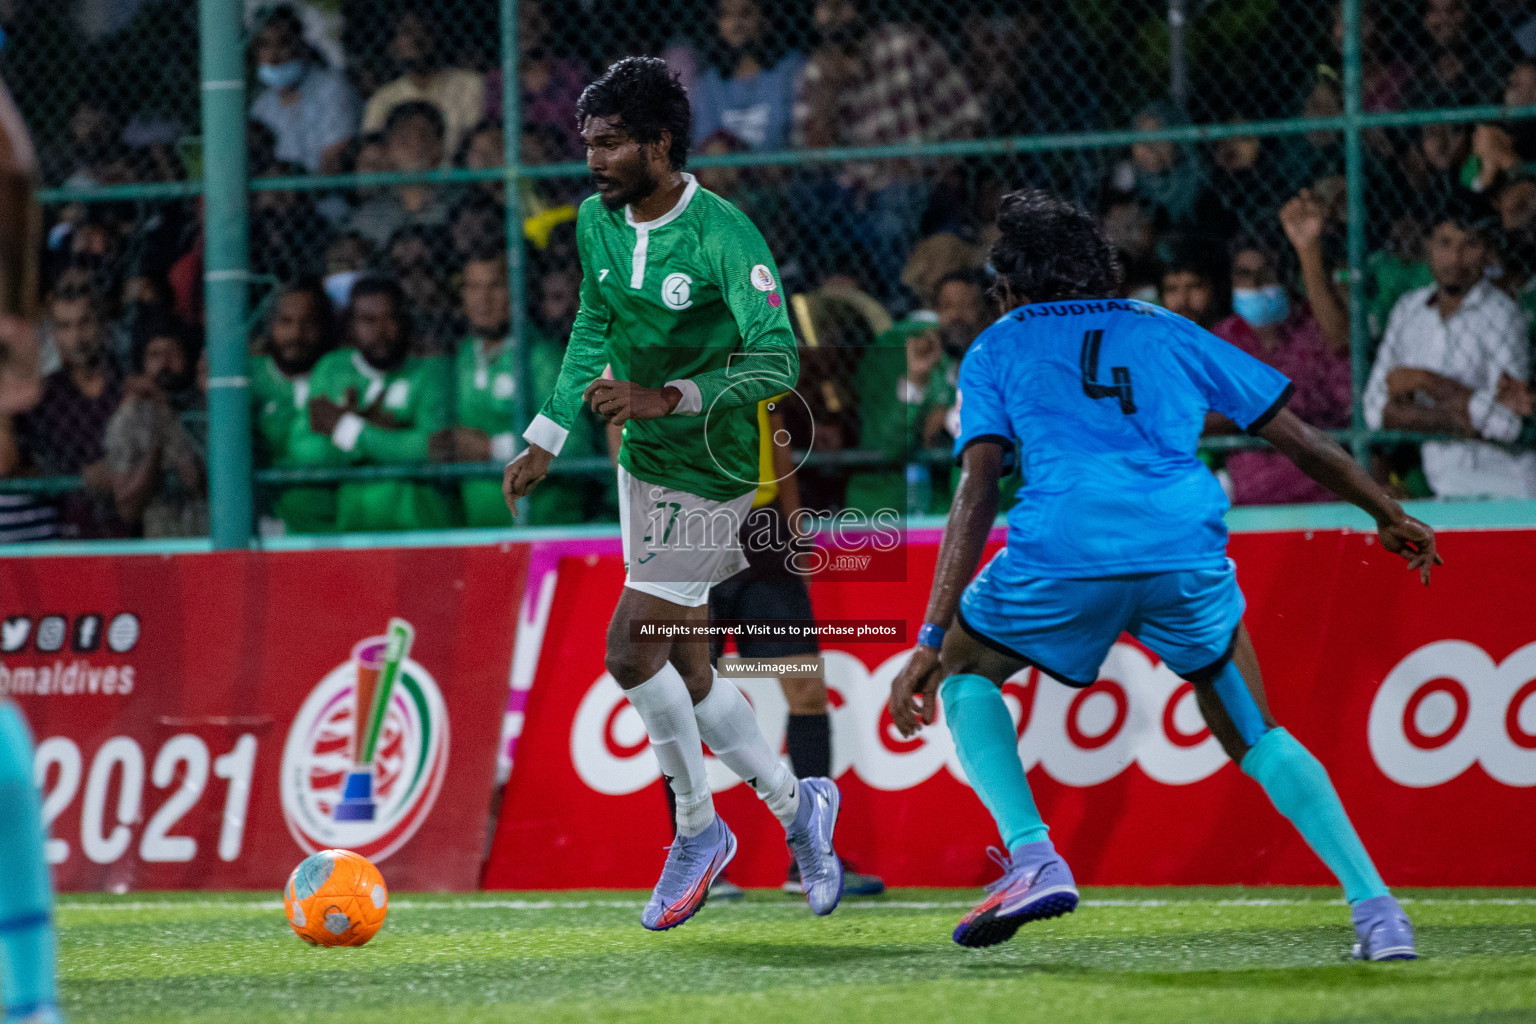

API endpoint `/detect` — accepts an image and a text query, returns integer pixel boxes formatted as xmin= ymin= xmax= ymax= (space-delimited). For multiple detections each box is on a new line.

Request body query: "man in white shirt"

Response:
xmin=248 ymin=5 xmax=360 ymax=175
xmin=1363 ymin=207 xmax=1536 ymax=497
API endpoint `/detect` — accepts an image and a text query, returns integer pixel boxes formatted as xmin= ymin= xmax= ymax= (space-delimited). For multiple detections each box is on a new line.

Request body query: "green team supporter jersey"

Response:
xmin=304 ymin=348 xmax=458 ymax=531
xmin=249 ymin=354 xmax=339 ymax=533
xmin=454 ymin=331 xmax=609 ymax=526
xmin=250 ymin=354 xmax=306 ymax=461
xmin=524 ymin=174 xmax=799 ymax=502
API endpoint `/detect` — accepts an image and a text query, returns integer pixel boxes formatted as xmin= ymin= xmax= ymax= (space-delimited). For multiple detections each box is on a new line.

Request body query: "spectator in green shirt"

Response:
xmin=846 ymin=268 xmax=993 ymax=516
xmin=430 ymin=251 xmax=610 ymax=525
xmin=250 ymin=279 xmax=340 ymax=534
xmin=302 ymin=276 xmax=458 ymax=531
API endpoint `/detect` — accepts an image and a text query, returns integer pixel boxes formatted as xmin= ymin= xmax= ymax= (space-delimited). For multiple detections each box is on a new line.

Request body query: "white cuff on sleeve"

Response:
xmin=331 ymin=412 xmax=366 ymax=452
xmin=665 ymin=378 xmax=703 ymax=415
xmin=490 ymin=432 xmax=518 ymax=463
xmin=522 ymin=412 xmax=569 ymax=456
xmin=1469 ymin=387 xmax=1523 ymax=442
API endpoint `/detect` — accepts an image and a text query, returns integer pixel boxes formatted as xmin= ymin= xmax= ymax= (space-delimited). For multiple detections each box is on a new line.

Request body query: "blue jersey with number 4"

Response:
xmin=953 ymin=298 xmax=1293 ymax=578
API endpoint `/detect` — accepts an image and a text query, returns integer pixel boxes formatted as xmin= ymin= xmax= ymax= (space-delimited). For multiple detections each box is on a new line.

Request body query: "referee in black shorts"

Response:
xmin=707 ymin=395 xmax=885 ymax=898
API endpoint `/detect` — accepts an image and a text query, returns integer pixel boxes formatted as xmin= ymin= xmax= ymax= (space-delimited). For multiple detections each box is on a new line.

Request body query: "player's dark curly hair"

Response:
xmin=989 ymin=190 xmax=1123 ymax=304
xmin=575 ymin=57 xmax=692 ymax=171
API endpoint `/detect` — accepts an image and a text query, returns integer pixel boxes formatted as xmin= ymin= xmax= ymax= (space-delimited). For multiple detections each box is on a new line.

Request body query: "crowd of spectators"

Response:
xmin=7 ymin=0 xmax=1536 ymax=538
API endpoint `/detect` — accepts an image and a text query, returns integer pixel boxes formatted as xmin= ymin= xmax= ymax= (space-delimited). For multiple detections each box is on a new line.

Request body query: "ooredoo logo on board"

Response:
xmin=570 ymin=644 xmax=1230 ymax=794
xmin=1368 ymin=640 xmax=1536 ymax=788
xmin=571 ymin=640 xmax=1536 ymax=795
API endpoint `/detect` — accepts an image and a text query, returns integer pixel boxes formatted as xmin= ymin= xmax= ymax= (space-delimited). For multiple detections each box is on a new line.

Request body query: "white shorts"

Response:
xmin=617 ymin=465 xmax=754 ymax=608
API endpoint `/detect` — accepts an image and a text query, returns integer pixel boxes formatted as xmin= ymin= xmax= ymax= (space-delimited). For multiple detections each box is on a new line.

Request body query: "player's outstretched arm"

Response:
xmin=1257 ymin=408 xmax=1441 ymax=585
xmin=889 ymin=441 xmax=1005 ymax=734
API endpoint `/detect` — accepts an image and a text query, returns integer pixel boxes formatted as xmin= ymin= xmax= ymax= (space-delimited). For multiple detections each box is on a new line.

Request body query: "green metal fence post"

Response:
xmin=200 ymin=0 xmax=254 ymax=547
xmin=1341 ymin=0 xmax=1370 ymax=467
xmin=501 ymin=0 xmax=529 ymax=446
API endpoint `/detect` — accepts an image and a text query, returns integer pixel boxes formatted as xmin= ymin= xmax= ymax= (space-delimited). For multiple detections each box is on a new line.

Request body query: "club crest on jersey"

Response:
xmin=750 ymin=264 xmax=776 ymax=292
xmin=661 ymin=272 xmax=693 ymax=310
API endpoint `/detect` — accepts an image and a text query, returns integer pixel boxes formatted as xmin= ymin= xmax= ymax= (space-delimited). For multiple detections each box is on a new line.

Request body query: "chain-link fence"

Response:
xmin=6 ymin=0 xmax=1536 ymax=540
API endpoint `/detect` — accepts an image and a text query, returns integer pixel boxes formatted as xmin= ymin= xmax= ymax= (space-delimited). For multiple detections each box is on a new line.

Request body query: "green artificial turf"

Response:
xmin=55 ymin=888 xmax=1536 ymax=1023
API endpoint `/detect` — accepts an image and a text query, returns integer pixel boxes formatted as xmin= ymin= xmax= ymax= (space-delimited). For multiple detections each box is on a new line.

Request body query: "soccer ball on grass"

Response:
xmin=283 ymin=848 xmax=389 ymax=946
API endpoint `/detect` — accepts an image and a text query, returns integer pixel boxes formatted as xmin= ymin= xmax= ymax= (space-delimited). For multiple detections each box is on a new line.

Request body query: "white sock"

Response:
xmin=694 ymin=673 xmax=801 ymax=827
xmin=625 ymin=666 xmax=715 ymax=836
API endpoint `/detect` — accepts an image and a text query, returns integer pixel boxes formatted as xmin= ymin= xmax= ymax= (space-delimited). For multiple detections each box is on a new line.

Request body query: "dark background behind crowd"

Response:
xmin=4 ymin=0 xmax=1536 ymax=540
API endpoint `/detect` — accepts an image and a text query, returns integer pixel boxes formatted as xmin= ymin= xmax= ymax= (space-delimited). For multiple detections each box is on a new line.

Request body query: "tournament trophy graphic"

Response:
xmin=334 ymin=618 xmax=415 ymax=822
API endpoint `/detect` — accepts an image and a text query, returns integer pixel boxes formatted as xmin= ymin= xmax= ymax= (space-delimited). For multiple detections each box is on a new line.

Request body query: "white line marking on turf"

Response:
xmin=55 ymin=896 xmax=1536 ymax=913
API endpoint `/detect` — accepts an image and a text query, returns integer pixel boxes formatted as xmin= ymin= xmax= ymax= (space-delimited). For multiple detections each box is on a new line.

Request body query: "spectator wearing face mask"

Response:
xmin=1208 ymin=193 xmax=1352 ymax=505
xmin=248 ymin=4 xmax=360 ymax=174
xmin=104 ymin=313 xmax=208 ymax=538
xmin=1112 ymin=101 xmax=1225 ymax=233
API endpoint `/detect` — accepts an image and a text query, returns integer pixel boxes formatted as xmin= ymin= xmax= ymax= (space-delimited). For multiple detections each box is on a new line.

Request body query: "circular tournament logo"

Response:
xmin=661 ymin=272 xmax=693 ymax=310
xmin=280 ymin=628 xmax=449 ymax=862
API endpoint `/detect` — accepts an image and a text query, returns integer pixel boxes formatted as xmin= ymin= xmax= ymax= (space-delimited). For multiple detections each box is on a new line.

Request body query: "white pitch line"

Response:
xmin=55 ymin=896 xmax=1536 ymax=913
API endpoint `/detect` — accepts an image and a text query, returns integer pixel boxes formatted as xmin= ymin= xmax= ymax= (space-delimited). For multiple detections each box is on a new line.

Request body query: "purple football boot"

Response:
xmin=953 ymin=841 xmax=1079 ymax=948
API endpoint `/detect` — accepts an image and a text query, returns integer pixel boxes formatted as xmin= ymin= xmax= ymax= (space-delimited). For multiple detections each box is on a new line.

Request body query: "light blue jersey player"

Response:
xmin=890 ymin=191 xmax=1440 ymax=958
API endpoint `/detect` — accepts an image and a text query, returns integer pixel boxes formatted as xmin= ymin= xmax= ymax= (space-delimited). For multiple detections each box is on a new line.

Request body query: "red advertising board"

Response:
xmin=1 ymin=544 xmax=524 ymax=891
xmin=486 ymin=528 xmax=1536 ymax=889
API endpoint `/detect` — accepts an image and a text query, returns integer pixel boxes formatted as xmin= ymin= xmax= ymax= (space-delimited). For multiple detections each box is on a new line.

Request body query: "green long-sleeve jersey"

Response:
xmin=249 ymin=354 xmax=341 ymax=533
xmin=300 ymin=347 xmax=457 ymax=531
xmin=250 ymin=354 xmax=310 ymax=465
xmin=453 ymin=330 xmax=609 ymax=526
xmin=523 ymin=174 xmax=800 ymax=502
xmin=306 ymin=348 xmax=451 ymax=463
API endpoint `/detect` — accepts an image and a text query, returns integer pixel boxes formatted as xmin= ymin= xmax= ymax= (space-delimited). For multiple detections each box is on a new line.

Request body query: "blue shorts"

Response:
xmin=957 ymin=549 xmax=1245 ymax=687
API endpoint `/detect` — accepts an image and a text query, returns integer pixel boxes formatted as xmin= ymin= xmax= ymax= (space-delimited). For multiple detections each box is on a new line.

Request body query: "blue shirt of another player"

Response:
xmin=953 ymin=298 xmax=1293 ymax=578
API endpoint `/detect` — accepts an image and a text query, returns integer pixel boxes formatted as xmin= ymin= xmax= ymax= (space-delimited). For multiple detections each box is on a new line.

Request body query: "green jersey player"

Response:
xmin=304 ymin=277 xmax=457 ymax=532
xmin=503 ymin=57 xmax=844 ymax=931
xmin=249 ymin=280 xmax=339 ymax=534
xmin=432 ymin=252 xmax=607 ymax=527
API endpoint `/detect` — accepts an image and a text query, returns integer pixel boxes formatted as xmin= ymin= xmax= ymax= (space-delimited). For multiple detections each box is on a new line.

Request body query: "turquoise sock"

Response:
xmin=0 ymin=702 xmax=56 ymax=1015
xmin=1241 ymin=727 xmax=1388 ymax=904
xmin=940 ymin=674 xmax=1048 ymax=851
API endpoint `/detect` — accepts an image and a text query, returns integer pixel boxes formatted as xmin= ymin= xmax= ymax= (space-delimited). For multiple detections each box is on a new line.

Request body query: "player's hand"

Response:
xmin=889 ymin=645 xmax=944 ymax=737
xmin=1378 ymin=513 xmax=1441 ymax=586
xmin=503 ymin=443 xmax=553 ymax=513
xmin=583 ymin=379 xmax=681 ymax=425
